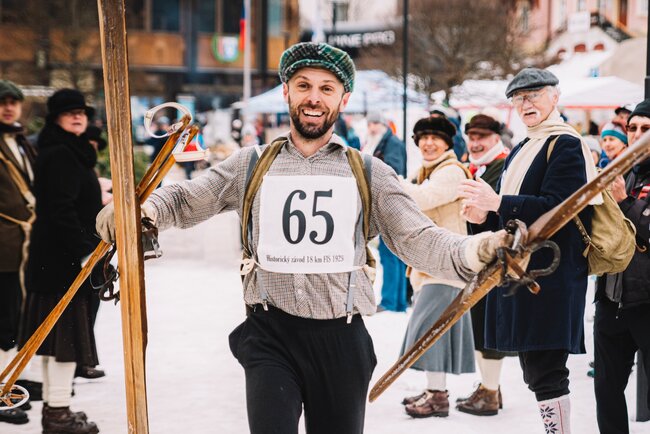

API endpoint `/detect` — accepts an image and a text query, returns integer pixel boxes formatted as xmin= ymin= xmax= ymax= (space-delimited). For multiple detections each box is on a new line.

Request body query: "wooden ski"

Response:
xmin=368 ymin=131 xmax=650 ymax=403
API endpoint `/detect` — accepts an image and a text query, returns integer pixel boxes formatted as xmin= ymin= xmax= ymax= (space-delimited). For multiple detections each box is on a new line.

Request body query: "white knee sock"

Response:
xmin=42 ymin=356 xmax=76 ymax=407
xmin=538 ymin=394 xmax=571 ymax=434
xmin=21 ymin=355 xmax=43 ymax=382
xmin=480 ymin=357 xmax=503 ymax=391
xmin=0 ymin=348 xmax=16 ymax=371
xmin=425 ymin=371 xmax=447 ymax=391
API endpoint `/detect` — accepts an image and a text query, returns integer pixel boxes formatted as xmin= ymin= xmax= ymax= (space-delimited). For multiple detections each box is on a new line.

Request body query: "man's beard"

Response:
xmin=288 ymin=97 xmax=339 ymax=140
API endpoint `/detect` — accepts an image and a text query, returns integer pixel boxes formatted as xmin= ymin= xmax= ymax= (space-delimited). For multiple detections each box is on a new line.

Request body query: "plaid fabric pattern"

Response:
xmin=148 ymin=134 xmax=475 ymax=319
xmin=279 ymin=42 xmax=356 ymax=92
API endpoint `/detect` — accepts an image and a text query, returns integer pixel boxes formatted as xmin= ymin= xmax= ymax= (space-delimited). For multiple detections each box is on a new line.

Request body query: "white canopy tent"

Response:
xmin=235 ymin=70 xmax=429 ymax=114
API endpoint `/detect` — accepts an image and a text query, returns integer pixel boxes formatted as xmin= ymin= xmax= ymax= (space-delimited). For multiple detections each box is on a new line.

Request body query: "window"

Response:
xmin=577 ymin=0 xmax=586 ymax=11
xmin=638 ymin=0 xmax=648 ymax=15
xmin=268 ymin=0 xmax=283 ymax=37
xmin=222 ymin=0 xmax=243 ymax=34
xmin=0 ymin=0 xmax=22 ymax=23
xmin=126 ymin=0 xmax=146 ymax=29
xmin=333 ymin=0 xmax=349 ymax=22
xmin=521 ymin=2 xmax=530 ymax=32
xmin=197 ymin=0 xmax=216 ymax=32
xmin=152 ymin=0 xmax=180 ymax=31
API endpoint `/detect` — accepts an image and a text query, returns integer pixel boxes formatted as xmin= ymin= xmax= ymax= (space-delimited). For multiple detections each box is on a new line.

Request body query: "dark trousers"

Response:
xmin=519 ymin=349 xmax=569 ymax=401
xmin=594 ymin=299 xmax=650 ymax=434
xmin=0 ymin=272 xmax=22 ymax=351
xmin=229 ymin=305 xmax=377 ymax=434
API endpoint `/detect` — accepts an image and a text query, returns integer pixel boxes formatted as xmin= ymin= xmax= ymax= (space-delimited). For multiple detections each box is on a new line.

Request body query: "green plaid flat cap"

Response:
xmin=279 ymin=42 xmax=355 ymax=92
xmin=0 ymin=80 xmax=24 ymax=100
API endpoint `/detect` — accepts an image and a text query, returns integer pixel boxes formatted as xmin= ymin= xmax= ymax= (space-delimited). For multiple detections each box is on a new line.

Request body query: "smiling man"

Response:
xmin=458 ymin=68 xmax=601 ymax=433
xmin=96 ymin=42 xmax=513 ymax=434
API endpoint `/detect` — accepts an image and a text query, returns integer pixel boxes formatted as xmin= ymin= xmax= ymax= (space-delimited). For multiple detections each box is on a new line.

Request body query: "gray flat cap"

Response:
xmin=505 ymin=68 xmax=559 ymax=98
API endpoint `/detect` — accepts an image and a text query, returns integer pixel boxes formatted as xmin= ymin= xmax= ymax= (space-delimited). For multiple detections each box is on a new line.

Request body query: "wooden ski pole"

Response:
xmin=0 ymin=118 xmax=192 ymax=400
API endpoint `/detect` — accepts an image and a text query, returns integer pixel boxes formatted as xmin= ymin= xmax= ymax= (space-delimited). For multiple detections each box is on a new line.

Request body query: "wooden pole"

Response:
xmin=96 ymin=1 xmax=150 ymax=432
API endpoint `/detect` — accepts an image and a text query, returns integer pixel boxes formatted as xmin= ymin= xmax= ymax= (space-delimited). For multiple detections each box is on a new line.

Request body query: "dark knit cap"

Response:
xmin=628 ymin=99 xmax=650 ymax=124
xmin=412 ymin=117 xmax=456 ymax=150
xmin=505 ymin=68 xmax=559 ymax=98
xmin=465 ymin=114 xmax=501 ymax=136
xmin=46 ymin=88 xmax=95 ymax=122
xmin=0 ymin=80 xmax=24 ymax=101
xmin=279 ymin=42 xmax=356 ymax=92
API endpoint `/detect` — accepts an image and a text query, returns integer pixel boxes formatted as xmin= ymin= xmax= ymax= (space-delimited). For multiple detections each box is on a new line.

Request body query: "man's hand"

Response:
xmin=461 ymin=203 xmax=489 ymax=224
xmin=464 ymin=230 xmax=514 ymax=273
xmin=96 ymin=202 xmax=157 ymax=243
xmin=458 ymin=178 xmax=501 ymax=213
xmin=609 ymin=175 xmax=627 ymax=203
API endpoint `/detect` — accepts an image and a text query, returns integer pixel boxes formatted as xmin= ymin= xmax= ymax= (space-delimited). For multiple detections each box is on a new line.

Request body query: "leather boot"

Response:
xmin=42 ymin=405 xmax=99 ymax=434
xmin=401 ymin=391 xmax=427 ymax=406
xmin=0 ymin=407 xmax=29 ymax=425
xmin=456 ymin=383 xmax=503 ymax=409
xmin=456 ymin=384 xmax=500 ymax=416
xmin=43 ymin=403 xmax=88 ymax=422
xmin=405 ymin=390 xmax=449 ymax=418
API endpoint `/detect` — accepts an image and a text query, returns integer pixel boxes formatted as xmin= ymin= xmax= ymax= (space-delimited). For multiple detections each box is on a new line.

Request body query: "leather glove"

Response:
xmin=464 ymin=230 xmax=514 ymax=273
xmin=96 ymin=201 xmax=157 ymax=243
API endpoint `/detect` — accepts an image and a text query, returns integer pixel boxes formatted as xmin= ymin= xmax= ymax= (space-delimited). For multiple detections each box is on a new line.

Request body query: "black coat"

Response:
xmin=482 ymin=134 xmax=593 ymax=354
xmin=26 ymin=123 xmax=102 ymax=294
xmin=596 ymin=158 xmax=650 ymax=308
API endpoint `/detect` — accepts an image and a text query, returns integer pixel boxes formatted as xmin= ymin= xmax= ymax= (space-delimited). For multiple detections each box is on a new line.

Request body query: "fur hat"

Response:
xmin=0 ymin=80 xmax=24 ymax=101
xmin=279 ymin=42 xmax=355 ymax=92
xmin=46 ymin=88 xmax=95 ymax=122
xmin=412 ymin=117 xmax=456 ymax=149
xmin=465 ymin=114 xmax=501 ymax=136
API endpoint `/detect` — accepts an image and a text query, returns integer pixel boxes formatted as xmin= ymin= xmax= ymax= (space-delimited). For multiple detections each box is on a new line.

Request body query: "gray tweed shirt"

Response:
xmin=147 ymin=133 xmax=476 ymax=319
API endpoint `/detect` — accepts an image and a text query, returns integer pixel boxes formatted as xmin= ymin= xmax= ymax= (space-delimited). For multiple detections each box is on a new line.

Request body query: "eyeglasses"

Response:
xmin=510 ymin=89 xmax=547 ymax=107
xmin=626 ymin=124 xmax=650 ymax=134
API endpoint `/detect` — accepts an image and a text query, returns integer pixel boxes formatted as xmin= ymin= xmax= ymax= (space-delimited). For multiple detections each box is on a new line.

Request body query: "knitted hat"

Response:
xmin=279 ymin=42 xmax=355 ymax=92
xmin=601 ymin=121 xmax=628 ymax=145
xmin=412 ymin=117 xmax=456 ymax=149
xmin=505 ymin=68 xmax=559 ymax=98
xmin=628 ymin=99 xmax=650 ymax=123
xmin=465 ymin=114 xmax=501 ymax=136
xmin=46 ymin=89 xmax=95 ymax=121
xmin=0 ymin=80 xmax=24 ymax=101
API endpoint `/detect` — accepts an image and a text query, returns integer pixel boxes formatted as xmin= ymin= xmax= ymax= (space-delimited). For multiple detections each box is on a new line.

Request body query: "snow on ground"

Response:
xmin=10 ymin=208 xmax=649 ymax=433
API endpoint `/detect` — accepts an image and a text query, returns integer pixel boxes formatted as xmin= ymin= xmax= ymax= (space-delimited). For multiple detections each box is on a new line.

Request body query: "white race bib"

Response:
xmin=257 ymin=175 xmax=359 ymax=274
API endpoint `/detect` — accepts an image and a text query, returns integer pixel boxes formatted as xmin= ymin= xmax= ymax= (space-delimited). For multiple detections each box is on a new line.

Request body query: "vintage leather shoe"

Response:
xmin=75 ymin=366 xmax=105 ymax=379
xmin=0 ymin=407 xmax=29 ymax=425
xmin=405 ymin=389 xmax=449 ymax=418
xmin=456 ymin=384 xmax=500 ymax=416
xmin=42 ymin=405 xmax=99 ymax=434
xmin=402 ymin=391 xmax=428 ymax=406
xmin=456 ymin=383 xmax=502 ymax=409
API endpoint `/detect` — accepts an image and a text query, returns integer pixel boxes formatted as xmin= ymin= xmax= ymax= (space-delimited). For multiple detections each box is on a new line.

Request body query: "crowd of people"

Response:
xmin=2 ymin=40 xmax=650 ymax=434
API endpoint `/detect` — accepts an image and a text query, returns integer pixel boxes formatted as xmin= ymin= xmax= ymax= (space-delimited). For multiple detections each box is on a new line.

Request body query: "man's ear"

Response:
xmin=282 ymin=83 xmax=289 ymax=103
xmin=339 ymin=92 xmax=351 ymax=112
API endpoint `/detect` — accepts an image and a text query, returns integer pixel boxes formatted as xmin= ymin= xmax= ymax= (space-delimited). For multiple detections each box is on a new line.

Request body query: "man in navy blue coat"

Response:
xmin=458 ymin=68 xmax=596 ymax=433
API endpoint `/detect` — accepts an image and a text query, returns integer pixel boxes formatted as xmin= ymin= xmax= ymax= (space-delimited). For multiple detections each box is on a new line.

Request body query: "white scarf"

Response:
xmin=469 ymin=141 xmax=507 ymax=167
xmin=499 ymin=110 xmax=602 ymax=205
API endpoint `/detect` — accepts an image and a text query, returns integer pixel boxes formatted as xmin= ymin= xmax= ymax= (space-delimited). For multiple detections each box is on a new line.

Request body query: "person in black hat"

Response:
xmin=458 ymin=68 xmax=601 ymax=433
xmin=613 ymin=104 xmax=633 ymax=125
xmin=398 ymin=116 xmax=476 ymax=418
xmin=593 ymin=98 xmax=650 ymax=434
xmin=19 ymin=88 xmax=101 ymax=434
xmin=0 ymin=80 xmax=38 ymax=425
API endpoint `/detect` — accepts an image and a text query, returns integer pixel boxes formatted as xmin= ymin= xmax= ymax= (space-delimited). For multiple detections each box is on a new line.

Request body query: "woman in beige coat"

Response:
xmin=398 ymin=117 xmax=475 ymax=419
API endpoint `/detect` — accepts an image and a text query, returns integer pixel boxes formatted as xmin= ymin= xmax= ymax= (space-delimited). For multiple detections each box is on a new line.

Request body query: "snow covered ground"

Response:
xmin=10 ymin=208 xmax=649 ymax=434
